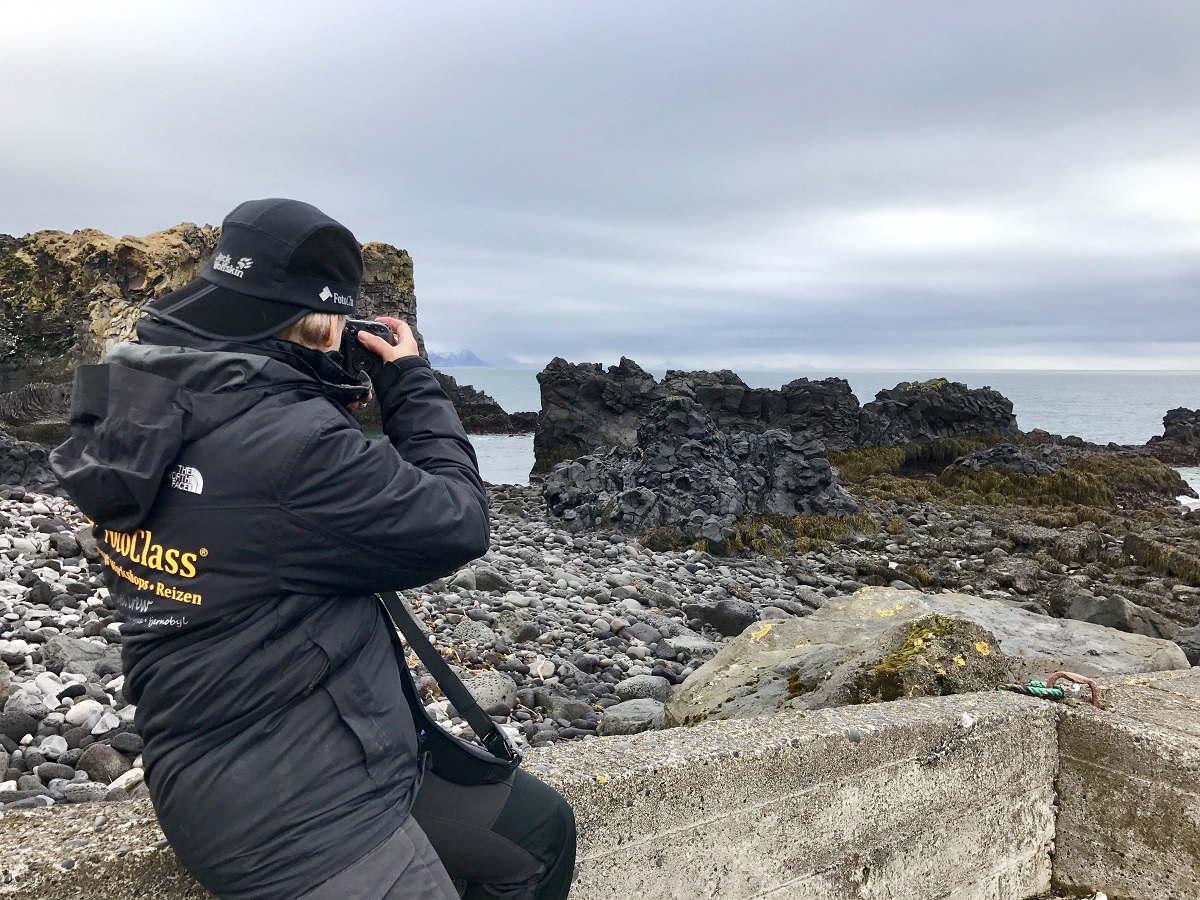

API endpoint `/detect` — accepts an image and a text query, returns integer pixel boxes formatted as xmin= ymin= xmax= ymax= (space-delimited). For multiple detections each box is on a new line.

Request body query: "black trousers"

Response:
xmin=302 ymin=769 xmax=576 ymax=900
xmin=413 ymin=768 xmax=576 ymax=900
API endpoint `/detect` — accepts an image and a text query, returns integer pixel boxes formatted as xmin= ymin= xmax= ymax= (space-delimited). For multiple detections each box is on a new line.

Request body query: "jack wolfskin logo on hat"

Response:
xmin=319 ymin=286 xmax=355 ymax=308
xmin=143 ymin=198 xmax=363 ymax=340
xmin=212 ymin=254 xmax=254 ymax=279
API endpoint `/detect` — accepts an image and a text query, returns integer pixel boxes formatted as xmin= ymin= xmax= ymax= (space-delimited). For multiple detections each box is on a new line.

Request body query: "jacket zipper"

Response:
xmin=301 ymin=659 xmax=330 ymax=697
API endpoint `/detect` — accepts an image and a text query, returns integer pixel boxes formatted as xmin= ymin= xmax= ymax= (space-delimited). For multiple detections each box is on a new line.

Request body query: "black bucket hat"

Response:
xmin=144 ymin=198 xmax=363 ymax=340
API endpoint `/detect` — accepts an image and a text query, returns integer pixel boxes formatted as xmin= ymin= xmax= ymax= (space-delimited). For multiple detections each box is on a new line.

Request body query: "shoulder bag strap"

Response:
xmin=378 ymin=591 xmax=520 ymax=763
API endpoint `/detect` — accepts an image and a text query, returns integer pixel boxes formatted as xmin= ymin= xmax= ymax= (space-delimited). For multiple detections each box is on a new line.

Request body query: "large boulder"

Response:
xmin=39 ymin=635 xmax=121 ymax=681
xmin=857 ymin=379 xmax=1019 ymax=448
xmin=542 ymin=396 xmax=860 ymax=543
xmin=665 ymin=588 xmax=1190 ymax=726
xmin=1067 ymin=593 xmax=1179 ymax=641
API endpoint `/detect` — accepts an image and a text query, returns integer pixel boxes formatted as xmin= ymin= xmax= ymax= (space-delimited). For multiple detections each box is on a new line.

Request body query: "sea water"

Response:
xmin=1178 ymin=467 xmax=1200 ymax=509
xmin=439 ymin=368 xmax=1200 ymax=486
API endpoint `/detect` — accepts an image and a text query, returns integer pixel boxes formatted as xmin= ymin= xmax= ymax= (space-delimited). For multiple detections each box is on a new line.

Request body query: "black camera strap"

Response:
xmin=378 ymin=591 xmax=521 ymax=764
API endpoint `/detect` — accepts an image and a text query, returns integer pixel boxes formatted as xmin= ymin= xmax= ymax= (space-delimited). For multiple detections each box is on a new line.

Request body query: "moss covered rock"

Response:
xmin=665 ymin=588 xmax=1189 ymax=726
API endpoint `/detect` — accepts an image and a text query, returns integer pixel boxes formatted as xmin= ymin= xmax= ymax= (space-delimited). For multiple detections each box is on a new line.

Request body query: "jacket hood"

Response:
xmin=50 ymin=320 xmax=365 ymax=531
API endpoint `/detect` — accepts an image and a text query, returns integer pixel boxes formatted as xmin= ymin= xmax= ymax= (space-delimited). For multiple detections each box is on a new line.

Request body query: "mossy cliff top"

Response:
xmin=0 ymin=225 xmax=219 ymax=382
xmin=0 ymin=225 xmax=417 ymax=387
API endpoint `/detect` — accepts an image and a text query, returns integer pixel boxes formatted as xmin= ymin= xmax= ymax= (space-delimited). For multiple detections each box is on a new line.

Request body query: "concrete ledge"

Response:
xmin=0 ymin=692 xmax=1059 ymax=899
xmin=534 ymin=692 xmax=1057 ymax=899
xmin=0 ymin=801 xmax=207 ymax=898
xmin=1054 ymin=668 xmax=1200 ymax=900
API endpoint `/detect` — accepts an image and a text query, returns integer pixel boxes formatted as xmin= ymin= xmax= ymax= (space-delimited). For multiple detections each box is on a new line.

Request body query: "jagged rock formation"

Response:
xmin=0 ymin=225 xmax=422 ymax=390
xmin=542 ymin=396 xmax=859 ymax=546
xmin=857 ymin=379 xmax=1017 ymax=446
xmin=433 ymin=372 xmax=537 ymax=434
xmin=660 ymin=370 xmax=862 ymax=450
xmin=1146 ymin=407 xmax=1200 ymax=465
xmin=358 ymin=241 xmax=423 ymax=351
xmin=535 ymin=357 xmax=662 ymax=470
xmin=0 ymin=226 xmax=218 ymax=386
xmin=533 ymin=358 xmax=1018 ymax=472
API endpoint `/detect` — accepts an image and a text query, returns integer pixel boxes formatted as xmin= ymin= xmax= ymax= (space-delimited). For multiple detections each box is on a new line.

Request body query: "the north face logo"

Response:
xmin=170 ymin=466 xmax=204 ymax=495
xmin=318 ymin=286 xmax=355 ymax=308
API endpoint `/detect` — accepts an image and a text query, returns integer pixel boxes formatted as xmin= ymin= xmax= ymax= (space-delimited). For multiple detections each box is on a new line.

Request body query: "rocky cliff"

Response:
xmin=533 ymin=358 xmax=1018 ymax=472
xmin=0 ymin=226 xmax=422 ymax=390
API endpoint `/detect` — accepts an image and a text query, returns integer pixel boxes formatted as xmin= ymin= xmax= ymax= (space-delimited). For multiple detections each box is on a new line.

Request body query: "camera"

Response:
xmin=340 ymin=318 xmax=398 ymax=379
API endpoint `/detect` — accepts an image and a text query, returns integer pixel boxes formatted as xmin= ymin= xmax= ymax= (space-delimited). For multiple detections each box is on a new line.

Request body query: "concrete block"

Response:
xmin=531 ymin=691 xmax=1057 ymax=899
xmin=1054 ymin=668 xmax=1200 ymax=900
xmin=0 ymin=693 xmax=1058 ymax=899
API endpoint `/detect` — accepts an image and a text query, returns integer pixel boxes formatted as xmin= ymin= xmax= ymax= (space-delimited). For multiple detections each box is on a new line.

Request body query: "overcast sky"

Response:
xmin=3 ymin=2 xmax=1199 ymax=370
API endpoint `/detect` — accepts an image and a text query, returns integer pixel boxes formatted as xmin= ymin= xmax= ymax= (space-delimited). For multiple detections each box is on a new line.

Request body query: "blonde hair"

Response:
xmin=275 ymin=312 xmax=346 ymax=349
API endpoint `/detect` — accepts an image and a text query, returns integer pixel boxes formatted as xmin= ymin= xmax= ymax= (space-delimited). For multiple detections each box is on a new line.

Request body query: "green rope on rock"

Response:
xmin=995 ymin=680 xmax=1066 ymax=701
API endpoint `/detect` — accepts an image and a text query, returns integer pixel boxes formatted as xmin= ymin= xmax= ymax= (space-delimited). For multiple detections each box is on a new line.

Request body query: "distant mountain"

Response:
xmin=428 ymin=349 xmax=493 ymax=367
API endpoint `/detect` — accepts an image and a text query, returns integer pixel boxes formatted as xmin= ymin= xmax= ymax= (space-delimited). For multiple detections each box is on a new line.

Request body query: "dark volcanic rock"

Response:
xmin=535 ymin=357 xmax=664 ymax=471
xmin=1146 ymin=407 xmax=1200 ymax=465
xmin=0 ymin=383 xmax=72 ymax=442
xmin=683 ymin=598 xmax=759 ymax=637
xmin=951 ymin=441 xmax=1060 ymax=475
xmin=532 ymin=359 xmax=1019 ymax=473
xmin=1173 ymin=624 xmax=1200 ymax=666
xmin=542 ymin=396 xmax=860 ymax=545
xmin=1067 ymin=593 xmax=1179 ymax=641
xmin=661 ymin=371 xmax=862 ymax=451
xmin=858 ymin=379 xmax=1018 ymax=447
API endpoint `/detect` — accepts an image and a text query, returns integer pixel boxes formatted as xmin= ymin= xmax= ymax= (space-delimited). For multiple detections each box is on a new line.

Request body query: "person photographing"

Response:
xmin=51 ymin=198 xmax=576 ymax=899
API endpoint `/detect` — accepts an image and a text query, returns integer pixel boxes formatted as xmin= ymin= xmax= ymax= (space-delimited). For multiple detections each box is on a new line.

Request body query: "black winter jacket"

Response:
xmin=50 ymin=319 xmax=489 ymax=899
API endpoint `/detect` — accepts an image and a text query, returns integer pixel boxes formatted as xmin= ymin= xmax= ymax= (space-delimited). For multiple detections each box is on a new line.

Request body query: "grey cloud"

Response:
xmin=2 ymin=1 xmax=1199 ymax=368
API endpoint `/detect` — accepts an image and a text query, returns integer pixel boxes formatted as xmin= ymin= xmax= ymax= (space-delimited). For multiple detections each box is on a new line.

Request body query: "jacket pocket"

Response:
xmin=311 ymin=632 xmax=419 ymax=788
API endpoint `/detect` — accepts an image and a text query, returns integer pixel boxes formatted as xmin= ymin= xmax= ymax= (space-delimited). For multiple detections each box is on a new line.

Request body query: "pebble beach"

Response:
xmin=0 ymin=465 xmax=1195 ymax=811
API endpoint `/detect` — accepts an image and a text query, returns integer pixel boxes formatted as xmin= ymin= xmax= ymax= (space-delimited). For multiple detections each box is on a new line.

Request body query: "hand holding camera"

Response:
xmin=341 ymin=316 xmax=420 ymax=379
